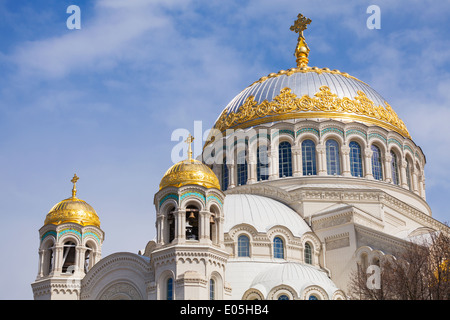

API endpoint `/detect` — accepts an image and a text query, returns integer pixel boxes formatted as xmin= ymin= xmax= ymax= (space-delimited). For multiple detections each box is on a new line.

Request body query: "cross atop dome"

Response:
xmin=185 ymin=133 xmax=195 ymax=160
xmin=290 ymin=13 xmax=312 ymax=68
xmin=71 ymin=173 xmax=79 ymax=198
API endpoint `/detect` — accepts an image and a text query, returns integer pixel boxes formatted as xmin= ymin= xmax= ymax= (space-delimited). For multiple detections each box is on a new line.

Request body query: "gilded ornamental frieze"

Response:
xmin=213 ymin=85 xmax=410 ymax=139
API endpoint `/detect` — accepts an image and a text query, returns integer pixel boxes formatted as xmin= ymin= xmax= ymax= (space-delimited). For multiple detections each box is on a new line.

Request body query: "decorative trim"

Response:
xmin=212 ymin=86 xmax=410 ymax=142
xmin=368 ymin=133 xmax=387 ymax=143
xmin=207 ymin=195 xmax=223 ymax=206
xmin=180 ymin=191 xmax=206 ymax=203
xmin=296 ymin=128 xmax=320 ymax=138
xmin=159 ymin=193 xmax=179 ymax=207
xmin=321 ymin=127 xmax=344 ymax=138
xmin=388 ymin=138 xmax=402 ymax=149
xmin=346 ymin=129 xmax=367 ymax=140
xmin=272 ymin=129 xmax=295 ymax=139
xmin=58 ymin=228 xmax=82 ymax=240
xmin=41 ymin=230 xmax=57 ymax=242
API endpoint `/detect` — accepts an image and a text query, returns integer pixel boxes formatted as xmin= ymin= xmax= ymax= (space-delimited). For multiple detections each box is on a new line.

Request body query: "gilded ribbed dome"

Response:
xmin=210 ymin=14 xmax=410 ymax=140
xmin=159 ymin=158 xmax=220 ymax=190
xmin=44 ymin=174 xmax=101 ymax=228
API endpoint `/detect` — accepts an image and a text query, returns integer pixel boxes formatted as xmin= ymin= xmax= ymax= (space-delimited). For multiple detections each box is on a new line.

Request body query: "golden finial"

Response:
xmin=290 ymin=13 xmax=312 ymax=68
xmin=185 ymin=134 xmax=195 ymax=160
xmin=71 ymin=173 xmax=79 ymax=198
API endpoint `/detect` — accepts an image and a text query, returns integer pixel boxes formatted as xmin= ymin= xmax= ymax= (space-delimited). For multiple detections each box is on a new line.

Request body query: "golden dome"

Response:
xmin=44 ymin=174 xmax=101 ymax=228
xmin=207 ymin=14 xmax=410 ymax=147
xmin=159 ymin=134 xmax=220 ymax=190
xmin=159 ymin=158 xmax=220 ymax=190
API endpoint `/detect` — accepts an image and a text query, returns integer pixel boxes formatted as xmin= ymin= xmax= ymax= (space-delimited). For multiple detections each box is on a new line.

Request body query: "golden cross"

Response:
xmin=289 ymin=13 xmax=312 ymax=68
xmin=71 ymin=173 xmax=79 ymax=198
xmin=185 ymin=134 xmax=195 ymax=160
xmin=290 ymin=13 xmax=311 ymax=39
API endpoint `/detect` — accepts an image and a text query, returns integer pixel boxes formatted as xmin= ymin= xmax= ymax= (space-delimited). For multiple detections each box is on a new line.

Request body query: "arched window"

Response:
xmin=257 ymin=145 xmax=269 ymax=181
xmin=309 ymin=295 xmax=318 ymax=300
xmin=238 ymin=235 xmax=250 ymax=257
xmin=273 ymin=237 xmax=284 ymax=259
xmin=302 ymin=139 xmax=317 ymax=175
xmin=167 ymin=278 xmax=174 ymax=300
xmin=304 ymin=242 xmax=312 ymax=265
xmin=349 ymin=141 xmax=363 ymax=177
xmin=278 ymin=295 xmax=289 ymax=300
xmin=186 ymin=205 xmax=199 ymax=240
xmin=406 ymin=159 xmax=412 ymax=190
xmin=326 ymin=139 xmax=341 ymax=175
xmin=43 ymin=241 xmax=54 ymax=277
xmin=84 ymin=244 xmax=92 ymax=274
xmin=371 ymin=145 xmax=383 ymax=181
xmin=62 ymin=241 xmax=76 ymax=274
xmin=222 ymin=157 xmax=228 ymax=191
xmin=278 ymin=142 xmax=292 ymax=177
xmin=210 ymin=279 xmax=215 ymax=300
xmin=391 ymin=151 xmax=399 ymax=185
xmin=237 ymin=150 xmax=248 ymax=186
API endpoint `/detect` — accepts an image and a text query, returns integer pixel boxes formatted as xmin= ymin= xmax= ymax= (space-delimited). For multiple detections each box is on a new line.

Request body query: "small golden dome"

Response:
xmin=159 ymin=134 xmax=220 ymax=190
xmin=44 ymin=174 xmax=101 ymax=228
xmin=159 ymin=158 xmax=220 ymax=190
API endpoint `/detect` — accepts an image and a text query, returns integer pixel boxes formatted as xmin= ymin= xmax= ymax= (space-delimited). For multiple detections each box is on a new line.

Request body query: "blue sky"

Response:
xmin=0 ymin=0 xmax=449 ymax=299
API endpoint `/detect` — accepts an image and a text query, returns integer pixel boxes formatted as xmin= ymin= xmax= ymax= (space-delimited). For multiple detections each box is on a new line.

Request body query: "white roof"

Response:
xmin=249 ymin=262 xmax=339 ymax=298
xmin=223 ymin=194 xmax=311 ymax=237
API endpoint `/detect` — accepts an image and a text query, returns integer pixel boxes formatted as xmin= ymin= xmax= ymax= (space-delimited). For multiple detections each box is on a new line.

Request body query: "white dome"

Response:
xmin=250 ymin=262 xmax=339 ymax=299
xmin=223 ymin=194 xmax=311 ymax=237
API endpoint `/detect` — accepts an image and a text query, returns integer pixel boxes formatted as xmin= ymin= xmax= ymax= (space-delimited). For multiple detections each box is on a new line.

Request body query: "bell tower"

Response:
xmin=31 ymin=174 xmax=104 ymax=300
xmin=149 ymin=134 xmax=231 ymax=300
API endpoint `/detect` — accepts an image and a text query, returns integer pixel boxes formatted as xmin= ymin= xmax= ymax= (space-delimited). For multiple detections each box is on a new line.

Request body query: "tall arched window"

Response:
xmin=326 ymin=139 xmax=341 ymax=175
xmin=349 ymin=141 xmax=363 ymax=177
xmin=257 ymin=145 xmax=269 ymax=181
xmin=238 ymin=235 xmax=250 ymax=257
xmin=167 ymin=278 xmax=174 ymax=300
xmin=237 ymin=150 xmax=248 ymax=186
xmin=371 ymin=145 xmax=383 ymax=181
xmin=304 ymin=242 xmax=312 ymax=265
xmin=391 ymin=151 xmax=399 ymax=185
xmin=278 ymin=295 xmax=289 ymax=300
xmin=278 ymin=142 xmax=292 ymax=177
xmin=406 ymin=159 xmax=412 ymax=190
xmin=302 ymin=139 xmax=317 ymax=175
xmin=273 ymin=237 xmax=284 ymax=259
xmin=210 ymin=279 xmax=215 ymax=300
xmin=222 ymin=157 xmax=228 ymax=191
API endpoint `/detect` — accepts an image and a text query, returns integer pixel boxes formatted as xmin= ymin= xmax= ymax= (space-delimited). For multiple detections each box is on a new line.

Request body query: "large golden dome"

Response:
xmin=159 ymin=134 xmax=220 ymax=190
xmin=44 ymin=174 xmax=101 ymax=228
xmin=209 ymin=14 xmax=410 ymax=143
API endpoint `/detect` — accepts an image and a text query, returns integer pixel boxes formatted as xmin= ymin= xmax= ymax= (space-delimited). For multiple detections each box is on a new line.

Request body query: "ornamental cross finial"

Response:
xmin=185 ymin=133 xmax=195 ymax=160
xmin=71 ymin=173 xmax=79 ymax=198
xmin=290 ymin=14 xmax=312 ymax=68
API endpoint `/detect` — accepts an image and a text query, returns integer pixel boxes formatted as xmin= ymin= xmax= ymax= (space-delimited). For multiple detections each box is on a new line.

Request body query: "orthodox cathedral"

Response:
xmin=31 ymin=14 xmax=449 ymax=300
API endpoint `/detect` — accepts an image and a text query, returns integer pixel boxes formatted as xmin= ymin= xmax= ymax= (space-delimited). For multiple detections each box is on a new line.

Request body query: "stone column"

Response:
xmin=400 ymin=160 xmax=408 ymax=189
xmin=248 ymin=152 xmax=257 ymax=184
xmin=292 ymin=145 xmax=302 ymax=177
xmin=341 ymin=145 xmax=351 ymax=177
xmin=364 ymin=147 xmax=373 ymax=179
xmin=199 ymin=210 xmax=210 ymax=243
xmin=175 ymin=210 xmax=186 ymax=244
xmin=384 ymin=152 xmax=392 ymax=183
xmin=54 ymin=244 xmax=63 ymax=275
xmin=38 ymin=249 xmax=44 ymax=278
xmin=228 ymin=163 xmax=236 ymax=188
xmin=317 ymin=143 xmax=327 ymax=176
xmin=268 ymin=149 xmax=278 ymax=180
